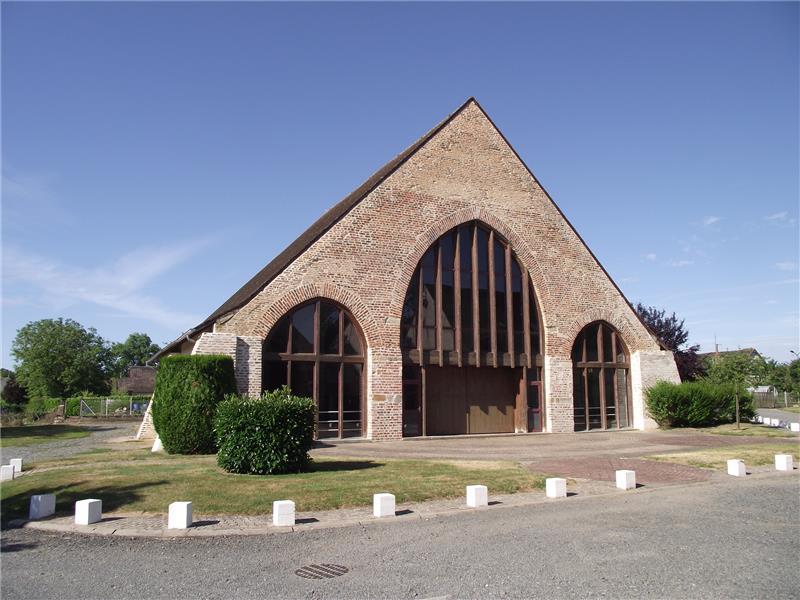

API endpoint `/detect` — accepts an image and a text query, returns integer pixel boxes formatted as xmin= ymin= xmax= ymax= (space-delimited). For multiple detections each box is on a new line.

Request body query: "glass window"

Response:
xmin=512 ymin=261 xmax=524 ymax=354
xmin=265 ymin=318 xmax=289 ymax=353
xmin=494 ymin=239 xmax=507 ymax=354
xmin=291 ymin=304 xmax=315 ymax=353
xmin=617 ymin=369 xmax=629 ymax=428
xmin=401 ymin=271 xmax=419 ymax=349
xmin=616 ymin=334 xmax=627 ymax=363
xmin=529 ymin=283 xmax=540 ymax=358
xmin=422 ymin=248 xmax=437 ymax=351
xmin=343 ymin=314 xmax=362 ymax=356
xmin=342 ymin=364 xmax=362 ymax=438
xmin=604 ymin=367 xmax=616 ymax=429
xmin=585 ymin=323 xmax=599 ymax=362
xmin=573 ymin=369 xmax=586 ymax=431
xmin=290 ymin=361 xmax=314 ymax=399
xmin=263 ymin=361 xmax=287 ymax=392
xmin=587 ymin=367 xmax=601 ymax=429
xmin=602 ymin=324 xmax=613 ymax=363
xmin=320 ymin=303 xmax=340 ymax=355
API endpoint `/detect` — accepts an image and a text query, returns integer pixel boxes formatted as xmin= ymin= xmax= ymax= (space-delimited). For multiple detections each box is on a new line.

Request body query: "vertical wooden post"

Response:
xmin=488 ymin=230 xmax=497 ymax=367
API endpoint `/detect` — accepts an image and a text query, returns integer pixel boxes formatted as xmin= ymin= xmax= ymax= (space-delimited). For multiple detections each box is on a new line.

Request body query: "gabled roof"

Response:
xmin=154 ymin=97 xmax=665 ymax=360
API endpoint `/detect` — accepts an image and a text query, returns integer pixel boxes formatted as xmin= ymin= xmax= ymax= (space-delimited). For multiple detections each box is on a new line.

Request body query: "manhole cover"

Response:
xmin=295 ymin=564 xmax=349 ymax=580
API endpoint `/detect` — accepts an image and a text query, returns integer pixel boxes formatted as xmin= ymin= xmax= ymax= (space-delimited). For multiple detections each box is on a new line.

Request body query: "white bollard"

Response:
xmin=791 ymin=423 xmax=800 ymax=433
xmin=9 ymin=458 xmax=23 ymax=474
xmin=74 ymin=499 xmax=102 ymax=525
xmin=771 ymin=418 xmax=781 ymax=427
xmin=615 ymin=470 xmax=636 ymax=490
xmin=756 ymin=415 xmax=763 ymax=423
xmin=272 ymin=500 xmax=295 ymax=527
xmin=775 ymin=454 xmax=794 ymax=472
xmin=727 ymin=459 xmax=746 ymax=477
xmin=168 ymin=501 xmax=193 ymax=529
xmin=29 ymin=494 xmax=56 ymax=520
xmin=151 ymin=436 xmax=163 ymax=452
xmin=373 ymin=493 xmax=395 ymax=517
xmin=466 ymin=485 xmax=488 ymax=508
xmin=545 ymin=478 xmax=567 ymax=499
xmin=0 ymin=465 xmax=14 ymax=482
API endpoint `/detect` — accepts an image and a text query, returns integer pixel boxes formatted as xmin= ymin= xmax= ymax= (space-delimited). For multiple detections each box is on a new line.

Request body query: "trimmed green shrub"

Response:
xmin=646 ymin=380 xmax=755 ymax=428
xmin=152 ymin=355 xmax=236 ymax=454
xmin=214 ymin=386 xmax=315 ymax=475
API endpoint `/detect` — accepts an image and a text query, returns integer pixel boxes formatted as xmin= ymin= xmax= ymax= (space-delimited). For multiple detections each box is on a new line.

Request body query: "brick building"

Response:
xmin=155 ymin=98 xmax=680 ymax=440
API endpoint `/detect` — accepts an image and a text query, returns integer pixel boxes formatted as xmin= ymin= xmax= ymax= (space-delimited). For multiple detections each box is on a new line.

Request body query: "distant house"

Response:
xmin=699 ymin=348 xmax=762 ymax=361
xmin=114 ymin=366 xmax=156 ymax=395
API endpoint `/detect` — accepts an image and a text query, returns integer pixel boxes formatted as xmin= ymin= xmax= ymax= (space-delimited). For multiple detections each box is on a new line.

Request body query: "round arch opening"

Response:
xmin=262 ymin=298 xmax=365 ymax=439
xmin=571 ymin=321 xmax=632 ymax=431
xmin=399 ymin=220 xmax=544 ymax=436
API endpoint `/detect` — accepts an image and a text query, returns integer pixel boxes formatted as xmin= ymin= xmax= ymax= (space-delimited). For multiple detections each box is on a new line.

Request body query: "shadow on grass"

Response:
xmin=1 ymin=479 xmax=168 ymax=529
xmin=309 ymin=460 xmax=382 ymax=473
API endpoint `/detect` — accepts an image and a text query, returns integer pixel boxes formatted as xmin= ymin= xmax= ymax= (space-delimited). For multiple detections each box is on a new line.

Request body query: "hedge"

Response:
xmin=152 ymin=355 xmax=237 ymax=454
xmin=646 ymin=380 xmax=755 ymax=428
xmin=214 ymin=387 xmax=316 ymax=475
xmin=24 ymin=397 xmax=62 ymax=420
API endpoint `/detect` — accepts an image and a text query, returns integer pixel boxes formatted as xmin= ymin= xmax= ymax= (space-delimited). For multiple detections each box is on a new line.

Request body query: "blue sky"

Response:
xmin=2 ymin=1 xmax=798 ymax=368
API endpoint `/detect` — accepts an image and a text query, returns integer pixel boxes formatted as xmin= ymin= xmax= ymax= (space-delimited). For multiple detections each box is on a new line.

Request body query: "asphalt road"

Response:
xmin=2 ymin=474 xmax=798 ymax=599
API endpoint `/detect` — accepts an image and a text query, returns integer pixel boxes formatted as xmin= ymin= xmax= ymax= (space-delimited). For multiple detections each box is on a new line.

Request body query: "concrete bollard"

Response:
xmin=615 ymin=470 xmax=636 ymax=490
xmin=151 ymin=436 xmax=163 ymax=452
xmin=466 ymin=485 xmax=488 ymax=508
xmin=771 ymin=418 xmax=781 ymax=427
xmin=74 ymin=499 xmax=102 ymax=525
xmin=373 ymin=493 xmax=396 ymax=518
xmin=0 ymin=465 xmax=14 ymax=482
xmin=545 ymin=478 xmax=567 ymax=499
xmin=168 ymin=501 xmax=193 ymax=529
xmin=775 ymin=454 xmax=794 ymax=472
xmin=756 ymin=415 xmax=762 ymax=423
xmin=727 ymin=459 xmax=746 ymax=477
xmin=9 ymin=458 xmax=23 ymax=474
xmin=272 ymin=500 xmax=295 ymax=527
xmin=29 ymin=494 xmax=56 ymax=520
xmin=791 ymin=423 xmax=800 ymax=433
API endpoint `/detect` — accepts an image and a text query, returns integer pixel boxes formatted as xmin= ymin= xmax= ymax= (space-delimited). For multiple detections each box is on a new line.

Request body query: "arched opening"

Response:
xmin=571 ymin=321 xmax=631 ymax=431
xmin=263 ymin=299 xmax=365 ymax=439
xmin=400 ymin=220 xmax=544 ymax=436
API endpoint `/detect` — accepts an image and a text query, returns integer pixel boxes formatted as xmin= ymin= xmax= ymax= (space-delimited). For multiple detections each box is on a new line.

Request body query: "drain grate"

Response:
xmin=295 ymin=564 xmax=349 ymax=579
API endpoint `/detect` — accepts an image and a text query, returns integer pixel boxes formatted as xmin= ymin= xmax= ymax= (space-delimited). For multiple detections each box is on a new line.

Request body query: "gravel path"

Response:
xmin=0 ymin=422 xmax=140 ymax=465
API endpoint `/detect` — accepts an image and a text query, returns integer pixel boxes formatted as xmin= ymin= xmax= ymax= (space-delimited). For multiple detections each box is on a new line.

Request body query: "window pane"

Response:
xmin=291 ymin=304 xmax=315 ymax=353
xmin=318 ymin=362 xmax=339 ymax=424
xmin=602 ymin=324 xmax=613 ymax=363
xmin=265 ymin=318 xmax=289 ymax=353
xmin=422 ymin=248 xmax=437 ymax=351
xmin=587 ymin=368 xmax=602 ymax=429
xmin=343 ymin=314 xmax=362 ymax=355
xmin=263 ymin=361 xmax=287 ymax=392
xmin=459 ymin=226 xmax=473 ymax=354
xmin=477 ymin=228 xmax=490 ymax=353
xmin=442 ymin=269 xmax=455 ymax=351
xmin=494 ymin=239 xmax=507 ymax=354
xmin=512 ymin=261 xmax=524 ymax=354
xmin=342 ymin=364 xmax=362 ymax=437
xmin=529 ymin=282 xmax=540 ymax=357
xmin=585 ymin=323 xmax=599 ymax=362
xmin=617 ymin=369 xmax=629 ymax=428
xmin=615 ymin=334 xmax=627 ymax=363
xmin=320 ymin=303 xmax=340 ymax=355
xmin=604 ymin=367 xmax=616 ymax=429
xmin=573 ymin=368 xmax=586 ymax=431
xmin=289 ymin=361 xmax=314 ymax=400
xmin=401 ymin=270 xmax=419 ymax=349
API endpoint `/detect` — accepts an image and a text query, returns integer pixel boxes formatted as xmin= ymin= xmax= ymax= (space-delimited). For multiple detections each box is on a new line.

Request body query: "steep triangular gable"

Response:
xmin=155 ymin=98 xmax=663 ymax=359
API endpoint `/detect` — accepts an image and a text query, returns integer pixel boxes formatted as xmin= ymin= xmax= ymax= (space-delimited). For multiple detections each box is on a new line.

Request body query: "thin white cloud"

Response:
xmin=641 ymin=253 xmax=657 ymax=262
xmin=775 ymin=261 xmax=797 ymax=272
xmin=702 ymin=216 xmax=721 ymax=226
xmin=2 ymin=238 xmax=213 ymax=329
xmin=764 ymin=211 xmax=788 ymax=221
xmin=667 ymin=260 xmax=694 ymax=267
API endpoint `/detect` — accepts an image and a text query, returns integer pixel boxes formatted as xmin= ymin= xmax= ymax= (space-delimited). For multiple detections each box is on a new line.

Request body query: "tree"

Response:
xmin=634 ymin=303 xmax=705 ymax=381
xmin=705 ymin=352 xmax=765 ymax=428
xmin=1 ymin=370 xmax=28 ymax=410
xmin=11 ymin=318 xmax=111 ymax=398
xmin=109 ymin=333 xmax=161 ymax=378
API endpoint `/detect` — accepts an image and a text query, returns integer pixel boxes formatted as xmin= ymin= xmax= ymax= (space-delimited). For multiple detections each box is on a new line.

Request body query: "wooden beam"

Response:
xmin=488 ymin=230 xmax=497 ymax=367
xmin=522 ymin=267 xmax=531 ymax=369
xmin=454 ymin=231 xmax=462 ymax=368
xmin=472 ymin=225 xmax=480 ymax=368
xmin=505 ymin=243 xmax=514 ymax=368
xmin=435 ymin=245 xmax=443 ymax=366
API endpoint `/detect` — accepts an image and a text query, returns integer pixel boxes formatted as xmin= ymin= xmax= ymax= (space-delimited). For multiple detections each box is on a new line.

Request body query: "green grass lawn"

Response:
xmin=648 ymin=442 xmax=799 ymax=470
xmin=0 ymin=425 xmax=91 ymax=448
xmin=774 ymin=406 xmax=800 ymax=414
xmin=0 ymin=448 xmax=543 ymax=524
xmin=693 ymin=423 xmax=797 ymax=438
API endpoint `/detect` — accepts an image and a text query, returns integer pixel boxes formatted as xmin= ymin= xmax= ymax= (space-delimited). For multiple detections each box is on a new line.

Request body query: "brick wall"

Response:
xmin=205 ymin=101 xmax=679 ymax=438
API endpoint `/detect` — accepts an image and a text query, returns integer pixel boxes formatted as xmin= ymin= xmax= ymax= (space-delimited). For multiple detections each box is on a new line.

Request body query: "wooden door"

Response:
xmin=425 ymin=367 xmax=467 ymax=435
xmin=466 ymin=367 xmax=516 ymax=434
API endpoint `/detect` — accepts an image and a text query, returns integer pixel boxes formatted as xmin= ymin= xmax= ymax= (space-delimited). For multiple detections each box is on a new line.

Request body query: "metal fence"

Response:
xmin=76 ymin=397 xmax=150 ymax=418
xmin=752 ymin=391 xmax=798 ymax=409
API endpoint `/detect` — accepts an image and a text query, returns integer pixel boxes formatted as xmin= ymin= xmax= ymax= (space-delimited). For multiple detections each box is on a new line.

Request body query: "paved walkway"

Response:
xmin=758 ymin=408 xmax=800 ymax=425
